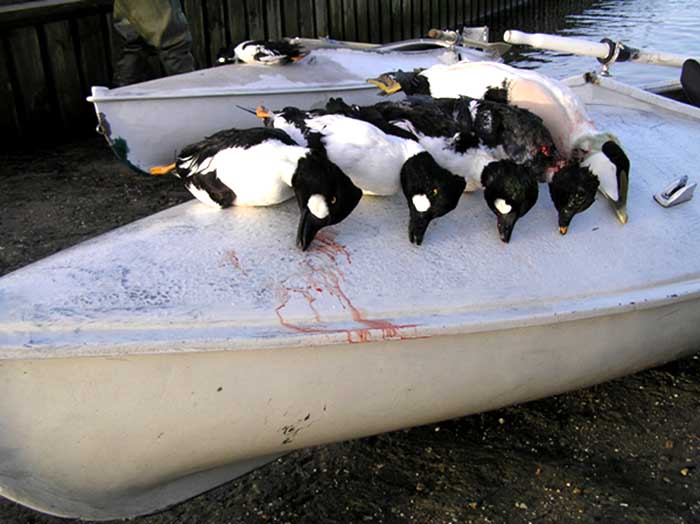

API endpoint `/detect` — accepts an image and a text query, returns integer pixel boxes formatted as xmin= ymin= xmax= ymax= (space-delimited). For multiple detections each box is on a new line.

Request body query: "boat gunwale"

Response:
xmin=87 ymin=42 xmax=482 ymax=103
xmin=87 ymin=82 xmax=379 ymax=103
xmin=2 ymin=271 xmax=699 ymax=361
xmin=565 ymin=72 xmax=700 ymax=119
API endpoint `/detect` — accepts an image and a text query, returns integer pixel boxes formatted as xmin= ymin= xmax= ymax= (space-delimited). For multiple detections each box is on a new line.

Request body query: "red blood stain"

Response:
xmin=276 ymin=231 xmax=419 ymax=343
xmin=227 ymin=250 xmax=248 ymax=276
xmin=314 ymin=233 xmax=352 ymax=265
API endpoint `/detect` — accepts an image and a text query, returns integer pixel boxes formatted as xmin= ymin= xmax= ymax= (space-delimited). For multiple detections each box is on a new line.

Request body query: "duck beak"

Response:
xmin=367 ymin=75 xmax=402 ymax=95
xmin=149 ymin=163 xmax=175 ymax=176
xmin=602 ymin=140 xmax=630 ymax=225
xmin=613 ymin=203 xmax=628 ymax=224
xmin=408 ymin=211 xmax=431 ymax=246
xmin=496 ymin=213 xmax=518 ymax=243
xmin=557 ymin=210 xmax=574 ymax=235
xmin=296 ymin=208 xmax=324 ymax=251
xmin=603 ymin=171 xmax=628 ymax=224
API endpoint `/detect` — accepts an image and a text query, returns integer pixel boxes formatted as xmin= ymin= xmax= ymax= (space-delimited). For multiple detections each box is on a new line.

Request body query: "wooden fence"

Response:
xmin=0 ymin=0 xmax=592 ymax=143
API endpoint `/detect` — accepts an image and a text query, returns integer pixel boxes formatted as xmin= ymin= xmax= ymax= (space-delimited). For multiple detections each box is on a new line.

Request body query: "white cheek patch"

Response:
xmin=412 ymin=194 xmax=431 ymax=213
xmin=495 ymin=198 xmax=512 ymax=215
xmin=307 ymin=194 xmax=329 ymax=219
xmin=469 ymin=100 xmax=479 ymax=120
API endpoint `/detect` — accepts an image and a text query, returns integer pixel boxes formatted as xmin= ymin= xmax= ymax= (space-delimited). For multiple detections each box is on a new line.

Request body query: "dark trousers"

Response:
xmin=113 ymin=0 xmax=195 ymax=86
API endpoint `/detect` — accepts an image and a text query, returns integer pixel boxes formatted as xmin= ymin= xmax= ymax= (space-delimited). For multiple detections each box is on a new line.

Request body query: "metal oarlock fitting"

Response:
xmin=654 ymin=176 xmax=696 ymax=208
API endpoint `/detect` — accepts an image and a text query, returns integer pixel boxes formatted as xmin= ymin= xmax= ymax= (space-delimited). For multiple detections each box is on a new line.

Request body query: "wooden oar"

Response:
xmin=503 ymin=30 xmax=694 ymax=68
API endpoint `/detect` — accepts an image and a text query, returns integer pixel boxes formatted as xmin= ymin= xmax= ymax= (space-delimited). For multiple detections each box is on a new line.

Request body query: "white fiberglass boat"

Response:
xmin=2 ymin=72 xmax=700 ymax=520
xmin=87 ymin=34 xmax=495 ymax=174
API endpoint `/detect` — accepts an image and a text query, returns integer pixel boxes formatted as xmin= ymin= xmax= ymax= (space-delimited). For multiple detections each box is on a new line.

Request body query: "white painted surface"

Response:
xmin=2 ymin=77 xmax=700 ymax=520
xmin=2 ymin=303 xmax=699 ymax=520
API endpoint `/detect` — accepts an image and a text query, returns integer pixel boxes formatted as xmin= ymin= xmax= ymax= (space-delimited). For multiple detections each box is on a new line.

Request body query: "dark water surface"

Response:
xmin=502 ymin=0 xmax=700 ymax=86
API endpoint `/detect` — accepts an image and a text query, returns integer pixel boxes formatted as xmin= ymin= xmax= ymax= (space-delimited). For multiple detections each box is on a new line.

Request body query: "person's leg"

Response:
xmin=112 ymin=0 xmax=153 ymax=86
xmin=115 ymin=0 xmax=195 ymax=76
xmin=681 ymin=59 xmax=700 ymax=108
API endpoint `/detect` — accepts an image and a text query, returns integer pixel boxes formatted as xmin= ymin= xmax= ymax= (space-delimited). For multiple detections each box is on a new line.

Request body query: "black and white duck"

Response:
xmin=149 ymin=127 xmax=362 ymax=250
xmin=369 ymin=96 xmax=558 ymax=190
xmin=368 ymin=61 xmax=630 ymax=229
xmin=481 ymin=159 xmax=539 ymax=243
xmin=256 ymin=104 xmax=466 ymax=245
xmin=224 ymin=39 xmax=307 ymax=66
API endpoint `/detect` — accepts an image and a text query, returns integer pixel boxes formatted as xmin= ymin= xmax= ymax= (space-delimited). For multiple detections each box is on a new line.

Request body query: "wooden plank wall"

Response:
xmin=0 ymin=0 xmax=591 ymax=143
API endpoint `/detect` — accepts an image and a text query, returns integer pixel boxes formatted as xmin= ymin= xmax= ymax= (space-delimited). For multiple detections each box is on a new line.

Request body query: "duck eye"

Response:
xmin=431 ymin=188 xmax=438 ymax=196
xmin=331 ymin=196 xmax=337 ymax=205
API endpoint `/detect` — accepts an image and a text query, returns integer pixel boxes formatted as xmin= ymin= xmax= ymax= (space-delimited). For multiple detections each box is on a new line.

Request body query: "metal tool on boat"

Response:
xmin=654 ymin=175 xmax=696 ymax=207
xmin=428 ymin=26 xmax=511 ymax=57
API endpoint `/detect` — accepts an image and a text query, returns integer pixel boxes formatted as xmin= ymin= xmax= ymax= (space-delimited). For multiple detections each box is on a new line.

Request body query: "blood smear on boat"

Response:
xmin=275 ymin=230 xmax=418 ymax=343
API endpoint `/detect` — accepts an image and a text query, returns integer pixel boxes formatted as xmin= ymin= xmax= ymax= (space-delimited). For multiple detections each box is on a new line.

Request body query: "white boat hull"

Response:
xmin=2 ymin=300 xmax=698 ymax=520
xmin=88 ymin=45 xmax=483 ymax=173
xmin=3 ymin=75 xmax=700 ymax=519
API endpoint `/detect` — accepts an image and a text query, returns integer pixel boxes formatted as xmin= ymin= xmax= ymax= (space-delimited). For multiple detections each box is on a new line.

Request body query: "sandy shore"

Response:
xmin=0 ymin=137 xmax=698 ymax=524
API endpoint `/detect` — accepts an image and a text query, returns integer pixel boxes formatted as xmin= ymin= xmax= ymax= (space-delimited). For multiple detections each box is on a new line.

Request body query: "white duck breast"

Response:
xmin=187 ymin=140 xmax=307 ymax=206
xmin=303 ymin=113 xmax=423 ymax=196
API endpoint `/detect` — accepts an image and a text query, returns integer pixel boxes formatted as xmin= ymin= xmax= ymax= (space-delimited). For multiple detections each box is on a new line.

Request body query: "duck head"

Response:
xmin=292 ymin=149 xmax=362 ymax=250
xmin=575 ymin=133 xmax=630 ymax=224
xmin=367 ymin=69 xmax=430 ymax=96
xmin=549 ymin=162 xmax=600 ymax=235
xmin=400 ymin=152 xmax=466 ymax=245
xmin=548 ymin=163 xmax=599 ymax=235
xmin=481 ymin=160 xmax=539 ymax=243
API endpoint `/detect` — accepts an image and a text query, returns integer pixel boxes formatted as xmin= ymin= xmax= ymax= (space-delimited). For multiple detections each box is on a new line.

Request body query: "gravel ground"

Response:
xmin=0 ymin=137 xmax=699 ymax=523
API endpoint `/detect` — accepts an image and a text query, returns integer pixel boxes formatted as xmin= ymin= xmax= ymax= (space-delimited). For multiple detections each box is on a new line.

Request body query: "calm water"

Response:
xmin=502 ymin=0 xmax=700 ymax=86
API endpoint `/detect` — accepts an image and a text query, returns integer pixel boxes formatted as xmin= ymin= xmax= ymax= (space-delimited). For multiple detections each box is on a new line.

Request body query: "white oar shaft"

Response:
xmin=505 ymin=30 xmax=610 ymax=58
xmin=629 ymin=51 xmax=687 ymax=68
xmin=503 ymin=29 xmax=688 ymax=68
